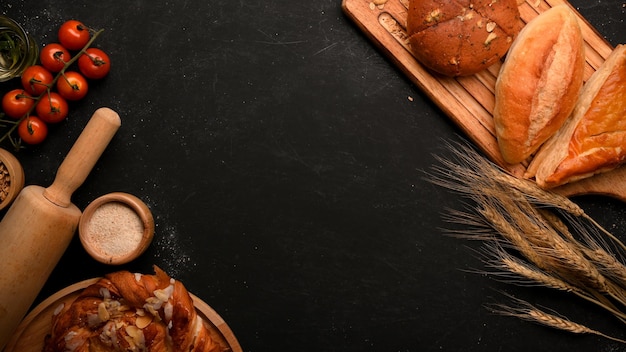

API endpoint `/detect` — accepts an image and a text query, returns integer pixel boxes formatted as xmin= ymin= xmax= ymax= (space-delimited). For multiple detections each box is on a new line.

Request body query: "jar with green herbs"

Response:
xmin=0 ymin=16 xmax=38 ymax=82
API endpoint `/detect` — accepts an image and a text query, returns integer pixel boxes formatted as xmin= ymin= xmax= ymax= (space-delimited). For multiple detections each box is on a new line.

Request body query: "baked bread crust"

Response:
xmin=406 ymin=0 xmax=522 ymax=77
xmin=43 ymin=267 xmax=223 ymax=352
xmin=493 ymin=5 xmax=585 ymax=164
xmin=526 ymin=44 xmax=626 ymax=188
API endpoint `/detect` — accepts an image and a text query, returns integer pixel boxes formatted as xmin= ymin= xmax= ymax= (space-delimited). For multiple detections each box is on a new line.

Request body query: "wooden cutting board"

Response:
xmin=342 ymin=0 xmax=626 ymax=202
xmin=3 ymin=279 xmax=243 ymax=352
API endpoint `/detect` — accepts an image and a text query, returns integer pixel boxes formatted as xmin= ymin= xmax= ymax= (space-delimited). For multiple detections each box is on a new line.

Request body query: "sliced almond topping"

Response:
xmin=486 ymin=21 xmax=497 ymax=32
xmin=136 ymin=314 xmax=153 ymax=329
xmin=123 ymin=336 xmax=136 ymax=349
xmin=99 ymin=287 xmax=111 ymax=299
xmin=126 ymin=325 xmax=140 ymax=339
xmin=53 ymin=303 xmax=65 ymax=316
xmin=153 ymin=284 xmax=175 ymax=302
xmin=98 ymin=302 xmax=110 ymax=321
xmin=126 ymin=325 xmax=146 ymax=349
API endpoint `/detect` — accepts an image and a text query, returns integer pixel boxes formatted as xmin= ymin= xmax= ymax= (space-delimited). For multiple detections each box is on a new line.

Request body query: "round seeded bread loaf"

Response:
xmin=406 ymin=0 xmax=523 ymax=77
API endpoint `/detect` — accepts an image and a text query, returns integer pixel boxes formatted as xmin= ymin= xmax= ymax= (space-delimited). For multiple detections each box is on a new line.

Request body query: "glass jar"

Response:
xmin=0 ymin=15 xmax=38 ymax=82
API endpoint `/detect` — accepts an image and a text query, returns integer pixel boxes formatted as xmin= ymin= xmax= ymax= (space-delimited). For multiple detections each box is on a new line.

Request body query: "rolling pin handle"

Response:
xmin=43 ymin=107 xmax=121 ymax=207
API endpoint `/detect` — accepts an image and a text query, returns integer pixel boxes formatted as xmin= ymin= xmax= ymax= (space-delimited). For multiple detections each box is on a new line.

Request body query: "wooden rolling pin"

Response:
xmin=0 ymin=107 xmax=121 ymax=349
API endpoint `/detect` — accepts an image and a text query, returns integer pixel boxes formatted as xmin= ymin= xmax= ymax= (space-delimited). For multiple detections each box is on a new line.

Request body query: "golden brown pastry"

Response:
xmin=493 ymin=5 xmax=585 ymax=164
xmin=406 ymin=0 xmax=523 ymax=77
xmin=43 ymin=267 xmax=224 ymax=352
xmin=526 ymin=44 xmax=626 ymax=188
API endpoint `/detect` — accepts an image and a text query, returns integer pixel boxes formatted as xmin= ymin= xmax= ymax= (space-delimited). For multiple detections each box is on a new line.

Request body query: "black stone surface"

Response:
xmin=1 ymin=1 xmax=625 ymax=351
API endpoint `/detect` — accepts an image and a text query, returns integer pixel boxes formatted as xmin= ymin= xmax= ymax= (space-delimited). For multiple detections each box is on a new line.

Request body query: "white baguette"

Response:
xmin=493 ymin=5 xmax=585 ymax=164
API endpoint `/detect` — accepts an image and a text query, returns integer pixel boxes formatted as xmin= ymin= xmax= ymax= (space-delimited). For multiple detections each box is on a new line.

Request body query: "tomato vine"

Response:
xmin=0 ymin=20 xmax=109 ymax=149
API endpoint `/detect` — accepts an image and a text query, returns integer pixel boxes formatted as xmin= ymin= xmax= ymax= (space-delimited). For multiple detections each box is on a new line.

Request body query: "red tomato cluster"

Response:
xmin=0 ymin=19 xmax=110 ymax=145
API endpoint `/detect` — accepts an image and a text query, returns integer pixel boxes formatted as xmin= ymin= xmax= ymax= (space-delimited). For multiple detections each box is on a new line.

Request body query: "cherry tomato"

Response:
xmin=2 ymin=89 xmax=35 ymax=119
xmin=57 ymin=71 xmax=88 ymax=101
xmin=40 ymin=43 xmax=71 ymax=72
xmin=21 ymin=65 xmax=54 ymax=96
xmin=18 ymin=116 xmax=48 ymax=145
xmin=78 ymin=48 xmax=110 ymax=79
xmin=58 ymin=20 xmax=90 ymax=51
xmin=36 ymin=92 xmax=69 ymax=124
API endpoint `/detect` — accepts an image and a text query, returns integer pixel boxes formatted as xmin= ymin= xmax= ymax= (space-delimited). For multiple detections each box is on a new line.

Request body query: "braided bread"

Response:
xmin=43 ymin=267 xmax=224 ymax=352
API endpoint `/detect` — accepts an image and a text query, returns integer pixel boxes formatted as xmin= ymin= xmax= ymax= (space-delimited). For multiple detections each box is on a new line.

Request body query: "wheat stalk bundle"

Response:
xmin=429 ymin=140 xmax=626 ymax=343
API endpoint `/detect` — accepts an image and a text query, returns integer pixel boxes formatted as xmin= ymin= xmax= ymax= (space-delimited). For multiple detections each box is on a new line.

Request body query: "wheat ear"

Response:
xmin=485 ymin=246 xmax=626 ymax=320
xmin=584 ymin=248 xmax=626 ymax=290
xmin=489 ymin=297 xmax=626 ymax=344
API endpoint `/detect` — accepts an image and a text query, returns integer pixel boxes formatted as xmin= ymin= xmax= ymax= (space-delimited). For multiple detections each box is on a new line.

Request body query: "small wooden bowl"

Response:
xmin=79 ymin=192 xmax=154 ymax=265
xmin=0 ymin=148 xmax=24 ymax=211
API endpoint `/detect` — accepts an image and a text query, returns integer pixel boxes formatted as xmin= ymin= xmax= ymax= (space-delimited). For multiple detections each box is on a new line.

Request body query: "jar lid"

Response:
xmin=79 ymin=192 xmax=154 ymax=265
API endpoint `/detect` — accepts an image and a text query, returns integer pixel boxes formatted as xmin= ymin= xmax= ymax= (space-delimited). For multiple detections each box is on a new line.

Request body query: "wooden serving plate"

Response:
xmin=3 ymin=279 xmax=243 ymax=352
xmin=342 ymin=0 xmax=626 ymax=201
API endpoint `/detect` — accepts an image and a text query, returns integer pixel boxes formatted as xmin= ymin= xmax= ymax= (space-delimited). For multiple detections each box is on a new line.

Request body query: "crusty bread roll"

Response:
xmin=526 ymin=44 xmax=626 ymax=188
xmin=406 ymin=0 xmax=522 ymax=77
xmin=43 ymin=266 xmax=224 ymax=352
xmin=493 ymin=5 xmax=585 ymax=164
